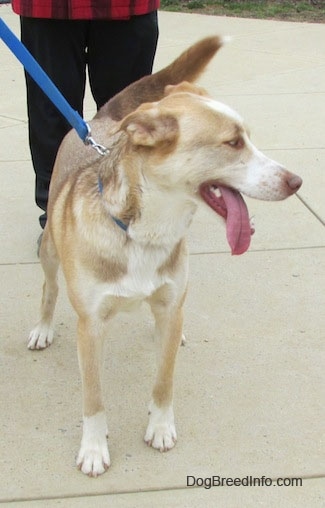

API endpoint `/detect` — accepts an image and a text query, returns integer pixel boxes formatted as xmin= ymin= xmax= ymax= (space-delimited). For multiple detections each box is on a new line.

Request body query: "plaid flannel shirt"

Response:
xmin=12 ymin=0 xmax=159 ymax=20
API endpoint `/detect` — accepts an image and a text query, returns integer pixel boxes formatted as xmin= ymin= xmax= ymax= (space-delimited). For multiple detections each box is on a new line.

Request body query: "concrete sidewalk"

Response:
xmin=0 ymin=5 xmax=324 ymax=507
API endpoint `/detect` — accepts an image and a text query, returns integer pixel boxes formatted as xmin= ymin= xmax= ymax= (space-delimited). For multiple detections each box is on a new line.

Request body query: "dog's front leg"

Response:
xmin=76 ymin=317 xmax=110 ymax=477
xmin=145 ymin=288 xmax=185 ymax=452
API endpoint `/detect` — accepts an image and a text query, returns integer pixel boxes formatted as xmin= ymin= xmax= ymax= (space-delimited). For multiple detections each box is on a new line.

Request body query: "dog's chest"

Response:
xmin=123 ymin=243 xmax=171 ymax=297
xmin=93 ymin=243 xmax=173 ymax=304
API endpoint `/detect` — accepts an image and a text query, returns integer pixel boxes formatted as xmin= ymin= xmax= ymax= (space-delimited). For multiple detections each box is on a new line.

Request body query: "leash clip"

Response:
xmin=84 ymin=123 xmax=109 ymax=156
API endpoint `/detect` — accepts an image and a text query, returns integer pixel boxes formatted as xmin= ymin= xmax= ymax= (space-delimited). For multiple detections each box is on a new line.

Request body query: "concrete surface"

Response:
xmin=1 ymin=5 xmax=324 ymax=507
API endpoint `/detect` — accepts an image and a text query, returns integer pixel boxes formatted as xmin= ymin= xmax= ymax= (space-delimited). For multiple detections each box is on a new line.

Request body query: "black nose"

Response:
xmin=287 ymin=175 xmax=302 ymax=192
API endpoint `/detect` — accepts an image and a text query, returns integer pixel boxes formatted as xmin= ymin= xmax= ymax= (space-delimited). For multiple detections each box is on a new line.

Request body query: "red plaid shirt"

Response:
xmin=12 ymin=0 xmax=159 ymax=20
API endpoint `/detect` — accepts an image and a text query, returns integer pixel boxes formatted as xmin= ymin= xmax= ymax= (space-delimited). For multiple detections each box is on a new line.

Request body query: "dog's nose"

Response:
xmin=287 ymin=174 xmax=303 ymax=192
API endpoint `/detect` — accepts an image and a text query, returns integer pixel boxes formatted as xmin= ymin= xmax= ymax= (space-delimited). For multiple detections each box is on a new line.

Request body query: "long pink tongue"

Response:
xmin=219 ymin=186 xmax=251 ymax=255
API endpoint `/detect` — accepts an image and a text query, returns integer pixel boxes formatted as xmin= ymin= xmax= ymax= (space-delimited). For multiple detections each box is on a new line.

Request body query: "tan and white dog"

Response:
xmin=28 ymin=37 xmax=302 ymax=476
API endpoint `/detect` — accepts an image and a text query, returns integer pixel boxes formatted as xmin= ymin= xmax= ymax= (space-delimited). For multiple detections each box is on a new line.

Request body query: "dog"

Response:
xmin=28 ymin=36 xmax=302 ymax=476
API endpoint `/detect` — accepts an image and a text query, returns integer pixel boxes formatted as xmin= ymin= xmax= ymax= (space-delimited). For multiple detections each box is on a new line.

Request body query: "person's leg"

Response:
xmin=87 ymin=11 xmax=158 ymax=110
xmin=20 ymin=17 xmax=88 ymax=228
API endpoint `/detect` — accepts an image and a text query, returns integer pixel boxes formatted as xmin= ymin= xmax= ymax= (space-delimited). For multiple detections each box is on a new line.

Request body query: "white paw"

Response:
xmin=77 ymin=413 xmax=110 ymax=477
xmin=181 ymin=333 xmax=187 ymax=346
xmin=77 ymin=443 xmax=110 ymax=477
xmin=28 ymin=322 xmax=54 ymax=350
xmin=144 ymin=402 xmax=177 ymax=452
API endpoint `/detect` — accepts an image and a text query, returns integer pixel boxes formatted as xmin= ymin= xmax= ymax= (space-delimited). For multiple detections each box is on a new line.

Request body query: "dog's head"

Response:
xmin=118 ymin=83 xmax=302 ymax=254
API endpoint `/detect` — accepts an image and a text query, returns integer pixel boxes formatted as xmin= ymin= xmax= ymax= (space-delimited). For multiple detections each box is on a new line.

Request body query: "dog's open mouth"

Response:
xmin=199 ymin=183 xmax=254 ymax=255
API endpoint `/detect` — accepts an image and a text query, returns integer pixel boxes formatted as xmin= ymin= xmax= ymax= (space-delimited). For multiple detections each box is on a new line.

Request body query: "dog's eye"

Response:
xmin=225 ymin=137 xmax=244 ymax=149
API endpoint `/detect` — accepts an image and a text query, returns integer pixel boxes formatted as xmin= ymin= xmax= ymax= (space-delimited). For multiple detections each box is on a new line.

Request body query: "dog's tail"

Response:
xmin=96 ymin=36 xmax=225 ymax=121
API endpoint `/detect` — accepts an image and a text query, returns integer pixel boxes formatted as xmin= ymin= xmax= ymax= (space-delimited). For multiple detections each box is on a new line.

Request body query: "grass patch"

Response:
xmin=160 ymin=0 xmax=325 ymax=22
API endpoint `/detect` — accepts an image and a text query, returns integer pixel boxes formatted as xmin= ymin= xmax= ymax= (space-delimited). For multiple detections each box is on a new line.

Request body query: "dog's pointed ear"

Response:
xmin=120 ymin=107 xmax=179 ymax=147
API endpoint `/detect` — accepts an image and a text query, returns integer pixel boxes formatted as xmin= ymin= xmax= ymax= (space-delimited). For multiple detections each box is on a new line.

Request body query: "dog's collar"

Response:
xmin=98 ymin=177 xmax=128 ymax=232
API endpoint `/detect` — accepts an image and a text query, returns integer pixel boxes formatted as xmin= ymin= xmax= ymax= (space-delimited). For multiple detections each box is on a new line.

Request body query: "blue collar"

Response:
xmin=98 ymin=177 xmax=128 ymax=232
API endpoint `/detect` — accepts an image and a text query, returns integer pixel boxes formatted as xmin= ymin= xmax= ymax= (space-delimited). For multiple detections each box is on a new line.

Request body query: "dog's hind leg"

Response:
xmin=145 ymin=286 xmax=185 ymax=452
xmin=28 ymin=227 xmax=59 ymax=350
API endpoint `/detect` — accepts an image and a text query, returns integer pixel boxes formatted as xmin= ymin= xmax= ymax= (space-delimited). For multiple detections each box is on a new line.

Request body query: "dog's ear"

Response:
xmin=120 ymin=109 xmax=179 ymax=147
xmin=164 ymin=81 xmax=209 ymax=97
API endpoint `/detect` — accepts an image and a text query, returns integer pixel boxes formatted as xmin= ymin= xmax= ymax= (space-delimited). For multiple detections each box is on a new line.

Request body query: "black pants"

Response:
xmin=20 ymin=12 xmax=159 ymax=228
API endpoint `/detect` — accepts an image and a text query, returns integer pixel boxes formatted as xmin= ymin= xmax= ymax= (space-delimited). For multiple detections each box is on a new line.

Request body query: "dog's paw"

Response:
xmin=28 ymin=322 xmax=54 ymax=350
xmin=77 ymin=413 xmax=110 ymax=477
xmin=181 ymin=333 xmax=187 ymax=346
xmin=77 ymin=443 xmax=110 ymax=477
xmin=144 ymin=402 xmax=177 ymax=452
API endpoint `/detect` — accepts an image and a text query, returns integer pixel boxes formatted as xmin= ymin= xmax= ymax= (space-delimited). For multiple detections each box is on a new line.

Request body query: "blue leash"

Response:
xmin=0 ymin=17 xmax=107 ymax=156
xmin=0 ymin=18 xmax=129 ymax=231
